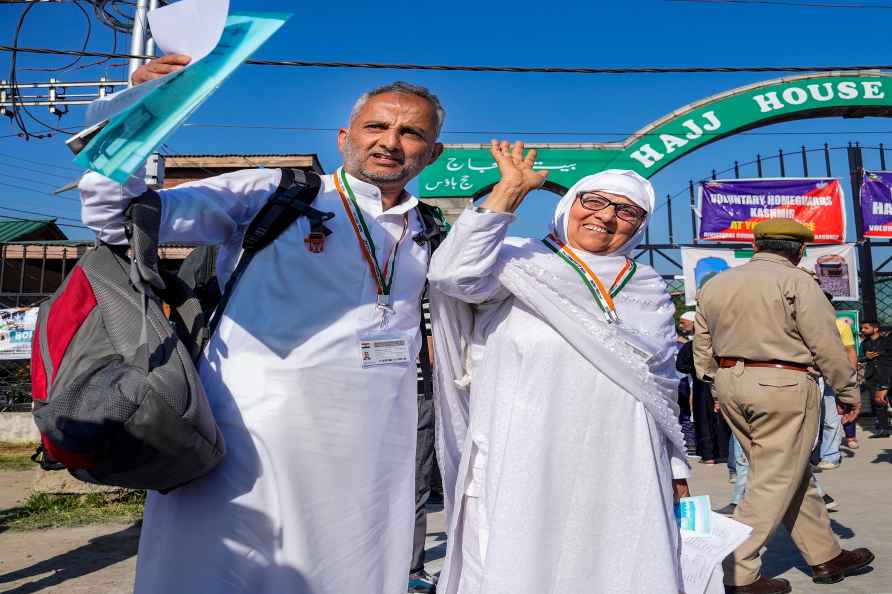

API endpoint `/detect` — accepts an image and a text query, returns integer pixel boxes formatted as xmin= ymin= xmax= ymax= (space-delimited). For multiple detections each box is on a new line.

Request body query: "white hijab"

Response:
xmin=551 ymin=168 xmax=656 ymax=257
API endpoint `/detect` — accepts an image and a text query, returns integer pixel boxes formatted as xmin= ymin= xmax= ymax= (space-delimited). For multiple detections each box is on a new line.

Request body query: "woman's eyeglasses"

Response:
xmin=577 ymin=192 xmax=647 ymax=224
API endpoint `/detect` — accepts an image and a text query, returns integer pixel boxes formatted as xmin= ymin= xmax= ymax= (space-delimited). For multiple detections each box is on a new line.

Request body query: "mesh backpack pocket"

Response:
xmin=30 ymin=190 xmax=224 ymax=491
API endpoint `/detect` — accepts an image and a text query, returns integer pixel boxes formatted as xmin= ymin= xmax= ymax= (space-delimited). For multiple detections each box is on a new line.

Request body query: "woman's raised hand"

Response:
xmin=480 ymin=140 xmax=549 ymax=213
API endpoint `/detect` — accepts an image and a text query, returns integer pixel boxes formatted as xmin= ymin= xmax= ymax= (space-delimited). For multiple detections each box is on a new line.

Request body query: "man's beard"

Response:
xmin=344 ymin=138 xmax=425 ymax=185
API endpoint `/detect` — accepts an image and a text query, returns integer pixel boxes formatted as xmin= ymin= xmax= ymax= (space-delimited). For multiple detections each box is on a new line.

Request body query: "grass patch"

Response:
xmin=0 ymin=489 xmax=145 ymax=531
xmin=0 ymin=442 xmax=37 ymax=471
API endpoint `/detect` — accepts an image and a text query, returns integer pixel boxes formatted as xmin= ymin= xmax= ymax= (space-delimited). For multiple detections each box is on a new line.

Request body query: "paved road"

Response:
xmin=0 ymin=427 xmax=889 ymax=593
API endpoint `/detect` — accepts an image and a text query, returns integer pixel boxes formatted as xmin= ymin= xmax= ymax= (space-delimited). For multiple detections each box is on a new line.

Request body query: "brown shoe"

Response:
xmin=724 ymin=576 xmax=791 ymax=594
xmin=811 ymin=548 xmax=875 ymax=584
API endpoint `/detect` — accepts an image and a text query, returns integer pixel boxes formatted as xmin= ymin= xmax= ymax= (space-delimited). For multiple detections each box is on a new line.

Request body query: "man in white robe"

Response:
xmin=78 ymin=58 xmax=445 ymax=594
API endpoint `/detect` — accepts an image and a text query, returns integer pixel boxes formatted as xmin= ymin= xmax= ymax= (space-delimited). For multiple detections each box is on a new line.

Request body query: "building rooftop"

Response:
xmin=0 ymin=219 xmax=66 ymax=243
xmin=162 ymin=153 xmax=324 ymax=173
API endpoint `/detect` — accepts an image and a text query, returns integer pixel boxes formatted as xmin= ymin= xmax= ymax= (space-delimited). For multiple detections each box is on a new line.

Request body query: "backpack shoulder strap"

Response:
xmin=124 ymin=189 xmax=166 ymax=293
xmin=417 ymin=297 xmax=434 ymax=400
xmin=206 ymin=168 xmax=330 ymax=342
xmin=241 ymin=168 xmax=327 ymax=253
xmin=415 ymin=201 xmax=449 ymax=400
xmin=414 ymin=201 xmax=449 ymax=253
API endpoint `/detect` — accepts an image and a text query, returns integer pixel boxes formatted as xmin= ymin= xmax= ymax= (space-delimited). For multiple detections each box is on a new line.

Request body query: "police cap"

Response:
xmin=753 ymin=219 xmax=814 ymax=242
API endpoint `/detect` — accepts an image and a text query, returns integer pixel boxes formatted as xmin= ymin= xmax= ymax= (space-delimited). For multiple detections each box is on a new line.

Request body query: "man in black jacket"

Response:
xmin=677 ymin=312 xmax=731 ymax=463
xmin=859 ymin=321 xmax=892 ymax=438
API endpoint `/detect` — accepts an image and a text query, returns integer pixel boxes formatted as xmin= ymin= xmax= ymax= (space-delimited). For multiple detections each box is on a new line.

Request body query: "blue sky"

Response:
xmin=3 ymin=0 xmax=892 ymax=272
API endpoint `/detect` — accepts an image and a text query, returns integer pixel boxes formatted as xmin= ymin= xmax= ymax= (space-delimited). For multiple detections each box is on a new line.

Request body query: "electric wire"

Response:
xmin=5 ymin=2 xmax=90 ymax=139
xmin=0 ymin=180 xmax=84 ymax=207
xmin=1 ymin=171 xmax=80 ymax=196
xmin=0 ymin=199 xmax=84 ymax=224
xmin=0 ymin=152 xmax=83 ymax=172
xmin=181 ymin=122 xmax=892 ymax=138
xmin=669 ymin=0 xmax=892 ymax=8
xmin=0 ymin=160 xmax=78 ymax=181
xmin=20 ymin=1 xmax=91 ymax=73
xmin=3 ymin=45 xmax=892 ymax=75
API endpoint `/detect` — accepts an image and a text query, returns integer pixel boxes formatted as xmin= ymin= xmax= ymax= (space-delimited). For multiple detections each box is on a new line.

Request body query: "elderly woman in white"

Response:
xmin=428 ymin=141 xmax=691 ymax=594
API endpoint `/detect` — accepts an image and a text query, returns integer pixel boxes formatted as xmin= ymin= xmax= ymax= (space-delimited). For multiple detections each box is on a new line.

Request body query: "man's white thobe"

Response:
xmin=79 ymin=167 xmax=428 ymax=594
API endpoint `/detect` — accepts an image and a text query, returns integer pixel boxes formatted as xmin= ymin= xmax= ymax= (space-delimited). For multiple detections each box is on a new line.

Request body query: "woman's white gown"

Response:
xmin=429 ymin=209 xmax=687 ymax=594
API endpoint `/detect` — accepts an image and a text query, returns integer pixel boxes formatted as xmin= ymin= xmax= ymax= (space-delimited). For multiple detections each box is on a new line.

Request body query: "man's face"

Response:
xmin=338 ymin=92 xmax=443 ymax=187
xmin=678 ymin=319 xmax=694 ymax=335
xmin=861 ymin=323 xmax=877 ymax=337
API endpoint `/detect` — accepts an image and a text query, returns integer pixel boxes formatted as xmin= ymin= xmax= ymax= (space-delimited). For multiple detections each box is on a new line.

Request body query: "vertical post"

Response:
xmin=778 ymin=148 xmax=786 ymax=177
xmin=39 ymin=245 xmax=46 ymax=294
xmin=801 ymin=145 xmax=809 ymax=176
xmin=711 ymin=169 xmax=717 ymax=180
xmin=881 ymin=143 xmax=887 ymax=170
xmin=756 ymin=154 xmax=763 ymax=177
xmin=734 ymin=160 xmax=740 ymax=178
xmin=645 ymin=227 xmax=654 ymax=267
xmin=824 ymin=143 xmax=832 ymax=176
xmin=18 ymin=245 xmax=26 ymax=302
xmin=128 ymin=0 xmax=150 ymax=86
xmin=144 ymin=0 xmax=160 ymax=57
xmin=666 ymin=193 xmax=674 ymax=245
xmin=689 ymin=180 xmax=698 ymax=245
xmin=849 ymin=144 xmax=877 ymax=321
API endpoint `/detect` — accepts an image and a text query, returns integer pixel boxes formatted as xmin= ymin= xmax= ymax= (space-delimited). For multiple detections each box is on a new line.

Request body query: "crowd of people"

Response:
xmin=71 ymin=53 xmax=883 ymax=594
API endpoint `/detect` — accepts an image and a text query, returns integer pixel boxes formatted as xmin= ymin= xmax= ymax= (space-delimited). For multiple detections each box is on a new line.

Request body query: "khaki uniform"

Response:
xmin=693 ymin=251 xmax=859 ymax=587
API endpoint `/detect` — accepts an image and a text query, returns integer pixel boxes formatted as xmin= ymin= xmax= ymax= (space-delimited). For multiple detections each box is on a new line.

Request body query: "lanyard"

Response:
xmin=334 ymin=168 xmax=409 ymax=308
xmin=542 ymin=233 xmax=637 ymax=323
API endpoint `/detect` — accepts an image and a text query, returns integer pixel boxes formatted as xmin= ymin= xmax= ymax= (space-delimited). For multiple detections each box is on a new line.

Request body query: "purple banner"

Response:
xmin=698 ymin=178 xmax=844 ymax=243
xmin=861 ymin=171 xmax=892 ymax=238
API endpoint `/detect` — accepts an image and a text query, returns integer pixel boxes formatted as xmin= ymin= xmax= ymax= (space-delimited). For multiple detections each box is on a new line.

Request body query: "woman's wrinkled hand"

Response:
xmin=480 ymin=140 xmax=549 ymax=213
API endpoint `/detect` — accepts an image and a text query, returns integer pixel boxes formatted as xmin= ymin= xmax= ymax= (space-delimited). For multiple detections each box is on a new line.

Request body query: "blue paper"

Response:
xmin=75 ymin=11 xmax=289 ymax=183
xmin=675 ymin=495 xmax=713 ymax=537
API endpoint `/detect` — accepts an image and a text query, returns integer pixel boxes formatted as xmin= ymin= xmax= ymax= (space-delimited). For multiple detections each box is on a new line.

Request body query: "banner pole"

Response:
xmin=848 ymin=143 xmax=878 ymax=321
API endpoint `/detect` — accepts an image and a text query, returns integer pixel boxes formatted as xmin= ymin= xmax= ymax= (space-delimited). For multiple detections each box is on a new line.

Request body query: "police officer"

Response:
xmin=693 ymin=219 xmax=874 ymax=594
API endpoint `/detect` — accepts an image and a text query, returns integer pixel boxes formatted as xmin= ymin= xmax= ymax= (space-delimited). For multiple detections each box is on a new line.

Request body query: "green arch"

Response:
xmin=420 ymin=71 xmax=892 ymax=198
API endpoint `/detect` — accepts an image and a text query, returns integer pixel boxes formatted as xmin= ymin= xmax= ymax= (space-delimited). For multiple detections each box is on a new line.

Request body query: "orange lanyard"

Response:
xmin=542 ymin=233 xmax=637 ymax=322
xmin=334 ymin=169 xmax=408 ymax=307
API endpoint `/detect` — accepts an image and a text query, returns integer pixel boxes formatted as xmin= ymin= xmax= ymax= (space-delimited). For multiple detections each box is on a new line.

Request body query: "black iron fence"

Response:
xmin=640 ymin=142 xmax=892 ymax=324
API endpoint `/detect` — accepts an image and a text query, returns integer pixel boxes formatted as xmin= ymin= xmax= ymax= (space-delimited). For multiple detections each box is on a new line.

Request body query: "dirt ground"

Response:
xmin=0 ymin=429 xmax=890 ymax=594
xmin=0 ymin=468 xmax=138 ymax=594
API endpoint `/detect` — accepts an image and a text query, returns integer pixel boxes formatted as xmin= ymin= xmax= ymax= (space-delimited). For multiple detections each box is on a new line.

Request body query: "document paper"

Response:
xmin=76 ymin=7 xmax=289 ymax=183
xmin=679 ymin=511 xmax=752 ymax=594
xmin=83 ymin=0 xmax=230 ymax=129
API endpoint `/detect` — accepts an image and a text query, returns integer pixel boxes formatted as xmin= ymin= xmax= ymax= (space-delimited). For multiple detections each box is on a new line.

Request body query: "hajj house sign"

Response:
xmin=419 ymin=72 xmax=892 ymax=199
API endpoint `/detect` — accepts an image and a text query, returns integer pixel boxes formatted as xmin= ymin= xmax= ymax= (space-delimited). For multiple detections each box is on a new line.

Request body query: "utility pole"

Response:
xmin=128 ymin=0 xmax=151 ymax=85
xmin=144 ymin=0 xmax=160 ymax=58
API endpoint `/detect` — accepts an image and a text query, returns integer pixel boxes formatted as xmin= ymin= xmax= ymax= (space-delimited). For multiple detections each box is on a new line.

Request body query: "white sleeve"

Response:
xmin=670 ymin=444 xmax=691 ymax=479
xmin=79 ymin=167 xmax=282 ymax=245
xmin=427 ymin=208 xmax=515 ymax=304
